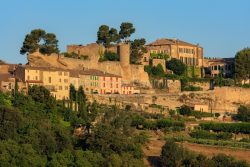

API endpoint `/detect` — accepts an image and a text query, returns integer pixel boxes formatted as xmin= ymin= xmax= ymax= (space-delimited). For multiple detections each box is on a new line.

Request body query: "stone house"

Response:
xmin=143 ymin=38 xmax=204 ymax=68
xmin=15 ymin=65 xmax=71 ymax=100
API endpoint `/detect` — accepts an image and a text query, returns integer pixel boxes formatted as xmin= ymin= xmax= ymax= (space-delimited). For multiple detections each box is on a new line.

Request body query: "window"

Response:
xmin=103 ymin=83 xmax=105 ymax=87
xmin=59 ymin=78 xmax=62 ymax=82
xmin=116 ymin=84 xmax=118 ymax=88
xmin=59 ymin=86 xmax=62 ymax=90
xmin=35 ymin=76 xmax=38 ymax=80
xmin=48 ymin=77 xmax=51 ymax=83
xmin=111 ymin=83 xmax=113 ymax=88
xmin=58 ymin=72 xmax=62 ymax=76
xmin=103 ymin=77 xmax=105 ymax=81
xmin=116 ymin=77 xmax=118 ymax=82
xmin=64 ymin=79 xmax=68 ymax=83
xmin=110 ymin=77 xmax=112 ymax=81
xmin=65 ymin=86 xmax=68 ymax=90
xmin=64 ymin=72 xmax=68 ymax=76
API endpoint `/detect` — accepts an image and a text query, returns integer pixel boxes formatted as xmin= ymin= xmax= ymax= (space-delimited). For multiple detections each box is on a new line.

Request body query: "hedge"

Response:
xmin=167 ymin=136 xmax=250 ymax=149
xmin=190 ymin=130 xmax=233 ymax=140
xmin=200 ymin=122 xmax=250 ymax=134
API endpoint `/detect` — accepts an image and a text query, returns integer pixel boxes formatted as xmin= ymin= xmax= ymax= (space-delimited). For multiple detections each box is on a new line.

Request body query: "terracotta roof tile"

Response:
xmin=147 ymin=38 xmax=200 ymax=47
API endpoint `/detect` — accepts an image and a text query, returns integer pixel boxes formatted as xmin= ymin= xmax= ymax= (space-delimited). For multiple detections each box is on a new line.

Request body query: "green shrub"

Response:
xmin=200 ymin=122 xmax=250 ymax=134
xmin=99 ymin=51 xmax=119 ymax=62
xmin=182 ymin=85 xmax=203 ymax=91
xmin=190 ymin=130 xmax=232 ymax=140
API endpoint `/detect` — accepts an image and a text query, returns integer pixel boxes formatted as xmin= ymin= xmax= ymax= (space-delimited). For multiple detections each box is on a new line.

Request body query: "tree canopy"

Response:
xmin=96 ymin=22 xmax=136 ymax=47
xmin=130 ymin=38 xmax=147 ymax=64
xmin=119 ymin=22 xmax=135 ymax=42
xmin=235 ymin=48 xmax=250 ymax=83
xmin=96 ymin=25 xmax=119 ymax=48
xmin=20 ymin=29 xmax=59 ymax=55
xmin=166 ymin=58 xmax=186 ymax=76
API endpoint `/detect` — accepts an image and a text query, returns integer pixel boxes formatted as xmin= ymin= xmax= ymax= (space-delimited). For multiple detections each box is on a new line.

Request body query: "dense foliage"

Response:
xmin=99 ymin=51 xmax=120 ymax=62
xmin=130 ymin=38 xmax=147 ymax=64
xmin=234 ymin=105 xmax=250 ymax=122
xmin=131 ymin=114 xmax=185 ymax=131
xmin=96 ymin=25 xmax=120 ymax=48
xmin=235 ymin=48 xmax=250 ymax=83
xmin=190 ymin=130 xmax=233 ymax=140
xmin=119 ymin=22 xmax=135 ymax=42
xmin=166 ymin=58 xmax=186 ymax=76
xmin=200 ymin=122 xmax=250 ymax=134
xmin=150 ymin=53 xmax=169 ymax=60
xmin=144 ymin=64 xmax=165 ymax=78
xmin=0 ymin=87 xmax=146 ymax=167
xmin=20 ymin=29 xmax=59 ymax=55
xmin=161 ymin=139 xmax=249 ymax=167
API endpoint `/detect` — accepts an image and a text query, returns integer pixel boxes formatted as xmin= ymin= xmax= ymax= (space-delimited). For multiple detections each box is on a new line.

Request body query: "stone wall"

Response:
xmin=27 ymin=46 xmax=151 ymax=86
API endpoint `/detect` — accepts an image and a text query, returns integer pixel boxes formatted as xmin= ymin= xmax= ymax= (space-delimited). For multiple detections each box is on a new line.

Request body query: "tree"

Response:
xmin=69 ymin=84 xmax=76 ymax=110
xmin=28 ymin=85 xmax=56 ymax=110
xmin=161 ymin=139 xmax=186 ymax=167
xmin=235 ymin=105 xmax=250 ymax=122
xmin=119 ymin=22 xmax=135 ymax=42
xmin=167 ymin=58 xmax=186 ymax=75
xmin=235 ymin=48 xmax=250 ymax=83
xmin=151 ymin=64 xmax=165 ymax=77
xmin=130 ymin=38 xmax=147 ymax=64
xmin=96 ymin=25 xmax=119 ymax=48
xmin=20 ymin=29 xmax=59 ymax=55
xmin=77 ymin=86 xmax=87 ymax=120
xmin=179 ymin=105 xmax=192 ymax=116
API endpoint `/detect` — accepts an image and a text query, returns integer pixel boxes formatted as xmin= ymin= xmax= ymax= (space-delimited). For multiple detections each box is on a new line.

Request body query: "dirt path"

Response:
xmin=142 ymin=132 xmax=165 ymax=167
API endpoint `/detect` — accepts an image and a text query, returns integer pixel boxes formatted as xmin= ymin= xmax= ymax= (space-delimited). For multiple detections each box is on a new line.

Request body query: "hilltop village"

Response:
xmin=1 ymin=23 xmax=250 ymax=166
xmin=0 ymin=31 xmax=249 ymax=116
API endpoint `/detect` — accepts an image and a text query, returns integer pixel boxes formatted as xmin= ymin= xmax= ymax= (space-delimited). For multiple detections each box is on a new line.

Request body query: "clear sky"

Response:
xmin=1 ymin=0 xmax=249 ymax=64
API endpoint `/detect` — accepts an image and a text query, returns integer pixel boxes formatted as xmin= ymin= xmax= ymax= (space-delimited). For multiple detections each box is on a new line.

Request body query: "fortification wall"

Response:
xmin=28 ymin=50 xmax=151 ymax=86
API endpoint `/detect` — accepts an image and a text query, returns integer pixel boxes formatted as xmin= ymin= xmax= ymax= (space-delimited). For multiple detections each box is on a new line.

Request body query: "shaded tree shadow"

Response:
xmin=148 ymin=156 xmax=161 ymax=167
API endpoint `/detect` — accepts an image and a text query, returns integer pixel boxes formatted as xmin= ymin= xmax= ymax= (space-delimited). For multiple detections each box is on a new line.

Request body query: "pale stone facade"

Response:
xmin=144 ymin=38 xmax=204 ymax=67
xmin=0 ymin=73 xmax=15 ymax=92
xmin=15 ymin=66 xmax=70 ymax=100
xmin=203 ymin=58 xmax=234 ymax=77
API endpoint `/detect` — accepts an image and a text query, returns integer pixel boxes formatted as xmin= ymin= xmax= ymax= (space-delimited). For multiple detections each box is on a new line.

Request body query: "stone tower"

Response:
xmin=118 ymin=43 xmax=130 ymax=67
xmin=118 ymin=43 xmax=132 ymax=83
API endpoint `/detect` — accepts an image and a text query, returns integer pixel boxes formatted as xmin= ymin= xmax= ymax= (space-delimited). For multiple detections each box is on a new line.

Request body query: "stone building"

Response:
xmin=15 ymin=66 xmax=71 ymax=100
xmin=70 ymin=69 xmax=122 ymax=94
xmin=143 ymin=38 xmax=204 ymax=67
xmin=0 ymin=63 xmax=17 ymax=92
xmin=0 ymin=73 xmax=15 ymax=92
xmin=203 ymin=58 xmax=234 ymax=77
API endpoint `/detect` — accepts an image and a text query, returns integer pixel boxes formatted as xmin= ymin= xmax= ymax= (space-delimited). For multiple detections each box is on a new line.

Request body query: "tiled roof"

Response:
xmin=18 ymin=65 xmax=69 ymax=72
xmin=70 ymin=69 xmax=121 ymax=78
xmin=0 ymin=73 xmax=15 ymax=82
xmin=26 ymin=80 xmax=43 ymax=83
xmin=147 ymin=38 xmax=200 ymax=47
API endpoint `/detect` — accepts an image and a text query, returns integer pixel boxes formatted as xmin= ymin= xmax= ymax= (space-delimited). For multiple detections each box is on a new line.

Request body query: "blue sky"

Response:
xmin=1 ymin=0 xmax=250 ymax=64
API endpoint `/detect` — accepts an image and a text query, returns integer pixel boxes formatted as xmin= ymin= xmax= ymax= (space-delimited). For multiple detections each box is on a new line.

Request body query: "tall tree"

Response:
xmin=69 ymin=84 xmax=76 ymax=110
xmin=20 ymin=29 xmax=59 ymax=55
xmin=119 ymin=22 xmax=135 ymax=42
xmin=235 ymin=48 xmax=250 ymax=83
xmin=130 ymin=38 xmax=147 ymax=64
xmin=96 ymin=25 xmax=119 ymax=48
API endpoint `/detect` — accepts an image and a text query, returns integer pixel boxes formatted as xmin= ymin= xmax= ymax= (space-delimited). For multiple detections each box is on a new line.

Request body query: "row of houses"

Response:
xmin=0 ymin=64 xmax=140 ymax=100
